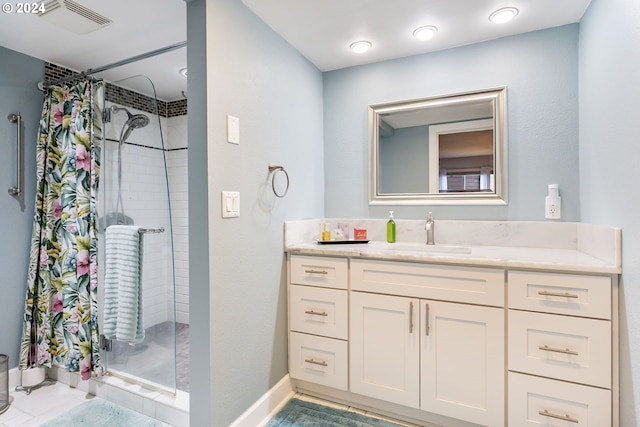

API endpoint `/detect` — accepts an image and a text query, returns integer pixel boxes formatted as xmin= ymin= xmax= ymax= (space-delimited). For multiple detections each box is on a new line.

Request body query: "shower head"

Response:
xmin=125 ymin=113 xmax=150 ymax=130
xmin=111 ymin=105 xmax=150 ymax=143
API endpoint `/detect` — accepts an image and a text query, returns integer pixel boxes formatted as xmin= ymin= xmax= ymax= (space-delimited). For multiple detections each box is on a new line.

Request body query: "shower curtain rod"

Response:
xmin=37 ymin=41 xmax=187 ymax=91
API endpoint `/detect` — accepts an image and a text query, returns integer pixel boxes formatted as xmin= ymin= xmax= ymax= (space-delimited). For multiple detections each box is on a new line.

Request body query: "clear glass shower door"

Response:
xmin=97 ymin=75 xmax=177 ymax=392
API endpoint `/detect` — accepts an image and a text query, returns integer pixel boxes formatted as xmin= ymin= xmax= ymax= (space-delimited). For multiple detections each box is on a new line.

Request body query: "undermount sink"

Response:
xmin=374 ymin=242 xmax=472 ymax=255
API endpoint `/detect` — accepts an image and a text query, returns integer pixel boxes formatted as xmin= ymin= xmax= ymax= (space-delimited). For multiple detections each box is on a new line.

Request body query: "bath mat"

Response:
xmin=266 ymin=398 xmax=405 ymax=427
xmin=39 ymin=398 xmax=162 ymax=427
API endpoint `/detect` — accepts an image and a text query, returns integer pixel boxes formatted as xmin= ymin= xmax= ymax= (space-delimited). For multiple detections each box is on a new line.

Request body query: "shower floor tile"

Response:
xmin=107 ymin=322 xmax=189 ymax=392
xmin=0 ymin=381 xmax=176 ymax=427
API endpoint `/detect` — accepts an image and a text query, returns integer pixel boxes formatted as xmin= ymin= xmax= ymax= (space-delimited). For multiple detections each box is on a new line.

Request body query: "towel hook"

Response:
xmin=268 ymin=164 xmax=289 ymax=198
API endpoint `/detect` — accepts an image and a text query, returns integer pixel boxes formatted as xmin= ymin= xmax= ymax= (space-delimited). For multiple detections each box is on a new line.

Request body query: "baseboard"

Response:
xmin=229 ymin=374 xmax=295 ymax=427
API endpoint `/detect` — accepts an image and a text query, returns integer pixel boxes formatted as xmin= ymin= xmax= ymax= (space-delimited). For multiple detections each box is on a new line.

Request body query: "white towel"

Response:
xmin=102 ymin=225 xmax=145 ymax=344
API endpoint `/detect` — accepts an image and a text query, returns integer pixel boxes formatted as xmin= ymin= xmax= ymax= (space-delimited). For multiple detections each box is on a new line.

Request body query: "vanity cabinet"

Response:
xmin=287 ymin=254 xmax=618 ymax=427
xmin=507 ymin=270 xmax=615 ymax=426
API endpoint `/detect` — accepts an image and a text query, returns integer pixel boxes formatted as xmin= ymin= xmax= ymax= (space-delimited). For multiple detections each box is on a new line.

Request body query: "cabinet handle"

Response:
xmin=425 ymin=303 xmax=430 ymax=336
xmin=538 ymin=290 xmax=579 ymax=299
xmin=305 ymin=269 xmax=328 ymax=275
xmin=304 ymin=358 xmax=328 ymax=367
xmin=538 ymin=409 xmax=579 ymax=423
xmin=409 ymin=302 xmax=414 ymax=333
xmin=305 ymin=310 xmax=328 ymax=317
xmin=538 ymin=345 xmax=579 ymax=356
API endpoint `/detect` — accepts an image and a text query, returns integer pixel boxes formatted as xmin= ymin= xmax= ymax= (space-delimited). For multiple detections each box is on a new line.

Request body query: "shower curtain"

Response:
xmin=18 ymin=80 xmax=104 ymax=379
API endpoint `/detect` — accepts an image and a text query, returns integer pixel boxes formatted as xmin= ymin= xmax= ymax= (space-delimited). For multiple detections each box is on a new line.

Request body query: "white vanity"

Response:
xmin=285 ymin=219 xmax=621 ymax=427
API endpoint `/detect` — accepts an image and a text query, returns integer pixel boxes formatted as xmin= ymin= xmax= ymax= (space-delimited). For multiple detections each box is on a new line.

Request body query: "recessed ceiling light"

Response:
xmin=350 ymin=41 xmax=372 ymax=54
xmin=489 ymin=7 xmax=519 ymax=24
xmin=179 ymin=67 xmax=188 ymax=77
xmin=413 ymin=26 xmax=438 ymax=41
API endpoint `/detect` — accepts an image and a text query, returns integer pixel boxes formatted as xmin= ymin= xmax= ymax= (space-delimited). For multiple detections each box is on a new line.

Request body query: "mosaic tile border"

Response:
xmin=44 ymin=62 xmax=187 ymax=117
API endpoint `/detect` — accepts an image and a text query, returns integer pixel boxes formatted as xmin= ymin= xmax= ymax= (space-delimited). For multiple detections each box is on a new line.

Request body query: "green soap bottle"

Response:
xmin=387 ymin=211 xmax=396 ymax=243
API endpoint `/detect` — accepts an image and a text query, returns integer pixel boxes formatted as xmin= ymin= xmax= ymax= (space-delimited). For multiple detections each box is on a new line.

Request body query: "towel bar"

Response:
xmin=138 ymin=227 xmax=165 ymax=234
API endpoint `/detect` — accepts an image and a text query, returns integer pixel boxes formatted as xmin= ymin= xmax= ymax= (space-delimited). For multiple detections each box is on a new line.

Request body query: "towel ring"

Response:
xmin=268 ymin=164 xmax=289 ymax=198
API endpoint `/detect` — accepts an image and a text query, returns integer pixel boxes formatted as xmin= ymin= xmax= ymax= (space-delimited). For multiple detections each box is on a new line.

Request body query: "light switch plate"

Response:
xmin=221 ymin=191 xmax=240 ymax=218
xmin=227 ymin=115 xmax=239 ymax=144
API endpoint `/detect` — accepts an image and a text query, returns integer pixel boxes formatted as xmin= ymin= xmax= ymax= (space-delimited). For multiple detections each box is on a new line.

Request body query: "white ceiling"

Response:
xmin=0 ymin=0 xmax=187 ymax=101
xmin=0 ymin=0 xmax=590 ymax=101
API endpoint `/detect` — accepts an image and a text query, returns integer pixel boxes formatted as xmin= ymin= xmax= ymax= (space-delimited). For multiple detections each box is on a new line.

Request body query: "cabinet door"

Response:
xmin=350 ymin=292 xmax=420 ymax=408
xmin=421 ymin=300 xmax=505 ymax=427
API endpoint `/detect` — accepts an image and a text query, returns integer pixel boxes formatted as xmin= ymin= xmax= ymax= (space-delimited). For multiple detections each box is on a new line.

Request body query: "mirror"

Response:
xmin=369 ymin=87 xmax=507 ymax=205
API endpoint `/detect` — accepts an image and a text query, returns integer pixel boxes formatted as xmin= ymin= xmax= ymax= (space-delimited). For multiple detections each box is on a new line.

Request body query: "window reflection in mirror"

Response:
xmin=369 ymin=87 xmax=507 ymax=205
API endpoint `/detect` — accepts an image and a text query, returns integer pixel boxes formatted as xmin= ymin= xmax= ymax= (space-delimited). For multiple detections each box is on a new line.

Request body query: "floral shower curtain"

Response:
xmin=19 ymin=80 xmax=104 ymax=379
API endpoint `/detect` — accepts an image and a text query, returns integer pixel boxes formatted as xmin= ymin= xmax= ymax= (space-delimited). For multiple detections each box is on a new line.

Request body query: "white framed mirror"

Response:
xmin=369 ymin=87 xmax=508 ymax=205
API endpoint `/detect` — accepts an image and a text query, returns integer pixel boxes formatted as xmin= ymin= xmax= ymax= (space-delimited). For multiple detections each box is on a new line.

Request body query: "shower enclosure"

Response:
xmin=97 ymin=75 xmax=182 ymax=392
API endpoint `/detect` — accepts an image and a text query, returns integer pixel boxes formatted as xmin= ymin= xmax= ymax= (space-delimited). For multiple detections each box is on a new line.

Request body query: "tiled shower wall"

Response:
xmin=167 ymin=116 xmax=189 ymax=324
xmin=45 ymin=63 xmax=190 ymax=325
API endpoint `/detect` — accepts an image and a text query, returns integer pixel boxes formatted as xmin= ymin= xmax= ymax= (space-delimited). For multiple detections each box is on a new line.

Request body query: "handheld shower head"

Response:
xmin=111 ymin=105 xmax=150 ymax=143
xmin=125 ymin=113 xmax=150 ymax=130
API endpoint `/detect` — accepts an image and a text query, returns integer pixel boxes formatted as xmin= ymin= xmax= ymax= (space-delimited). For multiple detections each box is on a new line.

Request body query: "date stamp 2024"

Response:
xmin=2 ymin=2 xmax=46 ymax=14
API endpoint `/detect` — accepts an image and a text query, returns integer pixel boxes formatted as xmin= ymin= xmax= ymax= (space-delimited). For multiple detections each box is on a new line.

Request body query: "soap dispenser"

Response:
xmin=387 ymin=211 xmax=396 ymax=243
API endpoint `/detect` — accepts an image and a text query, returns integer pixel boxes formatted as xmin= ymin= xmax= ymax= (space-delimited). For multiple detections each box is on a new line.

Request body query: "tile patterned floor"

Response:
xmin=0 ymin=380 xmax=171 ymax=427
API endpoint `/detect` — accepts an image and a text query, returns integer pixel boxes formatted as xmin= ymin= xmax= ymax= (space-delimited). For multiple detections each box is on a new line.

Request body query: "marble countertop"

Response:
xmin=284 ymin=220 xmax=622 ymax=274
xmin=286 ymin=241 xmax=619 ymax=274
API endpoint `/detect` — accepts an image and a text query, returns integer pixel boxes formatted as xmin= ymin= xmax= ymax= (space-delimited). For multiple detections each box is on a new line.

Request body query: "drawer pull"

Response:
xmin=538 ymin=290 xmax=579 ymax=299
xmin=304 ymin=358 xmax=328 ymax=367
xmin=305 ymin=269 xmax=329 ymax=275
xmin=538 ymin=344 xmax=579 ymax=356
xmin=538 ymin=409 xmax=579 ymax=423
xmin=305 ymin=310 xmax=328 ymax=317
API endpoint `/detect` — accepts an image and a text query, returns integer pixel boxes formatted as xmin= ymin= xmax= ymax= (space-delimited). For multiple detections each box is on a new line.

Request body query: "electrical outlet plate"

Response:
xmin=545 ymin=197 xmax=561 ymax=219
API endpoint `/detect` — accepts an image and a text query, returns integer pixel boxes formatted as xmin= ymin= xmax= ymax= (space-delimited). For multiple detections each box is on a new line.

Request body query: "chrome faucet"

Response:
xmin=425 ymin=212 xmax=435 ymax=245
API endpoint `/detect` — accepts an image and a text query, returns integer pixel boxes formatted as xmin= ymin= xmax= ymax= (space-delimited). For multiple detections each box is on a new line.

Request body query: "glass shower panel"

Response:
xmin=97 ymin=75 xmax=177 ymax=391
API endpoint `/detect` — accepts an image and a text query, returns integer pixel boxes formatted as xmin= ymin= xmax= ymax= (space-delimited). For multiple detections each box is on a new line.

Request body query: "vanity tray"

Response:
xmin=315 ymin=239 xmax=369 ymax=245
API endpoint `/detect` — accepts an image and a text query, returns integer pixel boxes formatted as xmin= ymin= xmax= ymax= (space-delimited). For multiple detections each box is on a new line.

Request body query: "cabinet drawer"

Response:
xmin=508 ymin=310 xmax=611 ymax=388
xmin=351 ymin=259 xmax=504 ymax=307
xmin=290 ymin=285 xmax=347 ymax=340
xmin=289 ymin=332 xmax=347 ymax=391
xmin=290 ymin=255 xmax=348 ymax=289
xmin=508 ymin=270 xmax=611 ymax=319
xmin=508 ymin=372 xmax=611 ymax=426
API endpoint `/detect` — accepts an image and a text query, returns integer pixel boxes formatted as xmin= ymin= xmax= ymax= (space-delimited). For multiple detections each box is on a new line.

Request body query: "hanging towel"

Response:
xmin=102 ymin=225 xmax=145 ymax=344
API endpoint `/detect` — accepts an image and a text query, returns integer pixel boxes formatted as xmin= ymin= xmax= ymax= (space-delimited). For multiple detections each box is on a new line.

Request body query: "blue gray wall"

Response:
xmin=0 ymin=46 xmax=44 ymax=369
xmin=323 ymin=25 xmax=580 ymax=221
xmin=579 ymin=0 xmax=640 ymax=424
xmin=187 ymin=0 xmax=324 ymax=425
xmin=185 ymin=0 xmax=212 ymax=424
xmin=380 ymin=125 xmax=430 ymax=194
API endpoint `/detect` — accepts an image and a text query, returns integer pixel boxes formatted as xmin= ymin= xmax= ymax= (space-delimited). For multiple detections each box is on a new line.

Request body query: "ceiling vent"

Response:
xmin=38 ymin=0 xmax=113 ymax=35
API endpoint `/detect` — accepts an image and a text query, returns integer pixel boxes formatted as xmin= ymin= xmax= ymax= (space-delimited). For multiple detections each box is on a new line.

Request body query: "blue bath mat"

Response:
xmin=266 ymin=398 xmax=405 ymax=427
xmin=39 ymin=398 xmax=162 ymax=427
